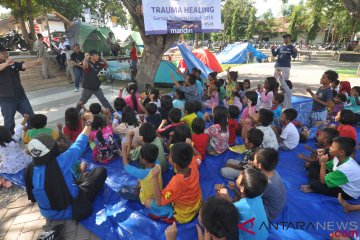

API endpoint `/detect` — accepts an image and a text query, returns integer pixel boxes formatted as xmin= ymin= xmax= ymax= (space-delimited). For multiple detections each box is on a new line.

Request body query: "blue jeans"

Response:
xmin=74 ymin=67 xmax=83 ymax=89
xmin=0 ymin=96 xmax=34 ymax=134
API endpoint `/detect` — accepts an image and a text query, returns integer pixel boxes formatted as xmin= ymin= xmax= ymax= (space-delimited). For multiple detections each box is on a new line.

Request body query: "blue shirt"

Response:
xmin=196 ymin=80 xmax=203 ymax=99
xmin=234 ymin=196 xmax=269 ymax=240
xmin=124 ymin=160 xmax=160 ymax=180
xmin=32 ymin=134 xmax=89 ymax=220
xmin=312 ymin=87 xmax=333 ymax=112
xmin=272 ymin=45 xmax=297 ymax=68
xmin=272 ymin=105 xmax=282 ymax=126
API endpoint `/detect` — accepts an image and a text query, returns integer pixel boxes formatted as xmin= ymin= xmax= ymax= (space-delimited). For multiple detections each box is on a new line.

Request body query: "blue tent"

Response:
xmin=178 ymin=44 xmax=212 ymax=79
xmin=216 ymin=42 xmax=268 ymax=64
xmin=154 ymin=60 xmax=184 ymax=85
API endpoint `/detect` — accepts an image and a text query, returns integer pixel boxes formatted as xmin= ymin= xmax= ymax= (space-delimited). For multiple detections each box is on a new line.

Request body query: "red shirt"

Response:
xmin=63 ymin=121 xmax=83 ymax=143
xmin=192 ymin=133 xmax=209 ymax=159
xmin=228 ymin=119 xmax=239 ymax=145
xmin=130 ymin=47 xmax=138 ymax=60
xmin=337 ymin=124 xmax=357 ymax=142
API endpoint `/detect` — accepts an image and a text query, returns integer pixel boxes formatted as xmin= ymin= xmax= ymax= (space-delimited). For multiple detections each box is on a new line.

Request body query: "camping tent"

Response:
xmin=178 ymin=44 xmax=213 ymax=79
xmin=216 ymin=42 xmax=268 ymax=64
xmin=179 ymin=48 xmax=223 ymax=73
xmin=120 ymin=31 xmax=144 ymax=48
xmin=154 ymin=60 xmax=184 ymax=86
xmin=66 ymin=23 xmax=111 ymax=53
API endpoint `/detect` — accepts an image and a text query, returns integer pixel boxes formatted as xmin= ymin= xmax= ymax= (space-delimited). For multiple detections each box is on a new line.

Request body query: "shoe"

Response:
xmin=74 ymin=88 xmax=79 ymax=92
xmin=37 ymin=224 xmax=65 ymax=240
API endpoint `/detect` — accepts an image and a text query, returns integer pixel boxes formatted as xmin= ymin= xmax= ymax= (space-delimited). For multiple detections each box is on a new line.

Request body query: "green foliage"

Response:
xmin=245 ymin=7 xmax=257 ymax=39
xmin=287 ymin=4 xmax=307 ymax=41
xmin=84 ymin=0 xmax=127 ymax=27
xmin=231 ymin=6 xmax=242 ymax=41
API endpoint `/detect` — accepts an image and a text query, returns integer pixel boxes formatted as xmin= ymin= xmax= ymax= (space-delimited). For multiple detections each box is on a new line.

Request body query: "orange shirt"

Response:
xmin=161 ymin=155 xmax=202 ymax=223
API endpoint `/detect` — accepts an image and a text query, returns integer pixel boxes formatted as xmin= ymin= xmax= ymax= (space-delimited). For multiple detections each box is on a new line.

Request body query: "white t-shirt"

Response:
xmin=256 ymin=125 xmax=279 ymax=150
xmin=280 ymin=122 xmax=300 ymax=149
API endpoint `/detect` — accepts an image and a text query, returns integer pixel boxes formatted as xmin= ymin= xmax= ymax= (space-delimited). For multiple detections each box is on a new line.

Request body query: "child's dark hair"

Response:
xmin=213 ymin=106 xmax=228 ymax=133
xmin=209 ymin=72 xmax=218 ymax=80
xmin=145 ymin=102 xmax=157 ymax=115
xmin=228 ymin=71 xmax=238 ymax=81
xmin=332 ymin=137 xmax=356 ymax=156
xmin=332 ymin=79 xmax=340 ymax=86
xmin=114 ymin=97 xmax=126 ymax=112
xmin=275 ymin=93 xmax=285 ymax=104
xmin=245 ymin=91 xmax=258 ymax=106
xmin=201 ymin=197 xmax=239 ymax=239
xmin=127 ymin=83 xmax=138 ymax=111
xmin=285 ymin=80 xmax=293 ymax=90
xmin=0 ymin=126 xmax=15 ymax=147
xmin=168 ymin=108 xmax=182 ymax=123
xmin=89 ymin=103 xmax=102 ymax=114
xmin=247 ymin=128 xmax=264 ymax=148
xmin=175 ymin=88 xmax=185 ymax=100
xmin=335 ymin=93 xmax=347 ymax=103
xmin=265 ymin=77 xmax=277 ymax=95
xmin=228 ymin=105 xmax=240 ymax=119
xmin=258 ymin=109 xmax=274 ymax=127
xmin=243 ymin=79 xmax=251 ymax=89
xmin=188 ymin=74 xmax=197 ymax=85
xmin=283 ymin=108 xmax=298 ymax=122
xmin=325 ymin=70 xmax=339 ymax=82
xmin=239 ymin=168 xmax=268 ymax=198
xmin=173 ymin=124 xmax=192 ymax=143
xmin=160 ymin=95 xmax=173 ymax=112
xmin=339 ymin=109 xmax=354 ymax=125
xmin=30 ymin=114 xmax=47 ymax=129
xmin=193 ymin=100 xmax=203 ymax=113
xmin=139 ymin=123 xmax=156 ymax=143
xmin=150 ymin=88 xmax=160 ymax=101
xmin=255 ymin=148 xmax=279 ymax=171
xmin=140 ymin=143 xmax=158 ymax=163
xmin=122 ymin=106 xmax=139 ymax=127
xmin=65 ymin=107 xmax=80 ymax=131
xmin=171 ymin=142 xmax=193 ymax=169
xmin=215 ymin=78 xmax=225 ymax=93
xmin=91 ymin=115 xmax=105 ymax=130
xmin=332 ymin=90 xmax=338 ymax=99
xmin=321 ymin=128 xmax=339 ymax=145
xmin=184 ymin=101 xmax=196 ymax=114
xmin=192 ymin=118 xmax=205 ymax=134
xmin=236 ymin=81 xmax=244 ymax=91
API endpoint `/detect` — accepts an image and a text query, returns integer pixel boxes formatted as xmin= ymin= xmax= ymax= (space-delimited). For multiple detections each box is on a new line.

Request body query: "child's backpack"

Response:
xmin=92 ymin=135 xmax=118 ymax=164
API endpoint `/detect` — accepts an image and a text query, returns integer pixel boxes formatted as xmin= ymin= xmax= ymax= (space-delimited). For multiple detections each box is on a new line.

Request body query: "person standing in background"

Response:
xmin=71 ymin=44 xmax=85 ymax=92
xmin=271 ymin=34 xmax=297 ymax=81
xmin=33 ymin=33 xmax=53 ymax=79
xmin=130 ymin=42 xmax=138 ymax=82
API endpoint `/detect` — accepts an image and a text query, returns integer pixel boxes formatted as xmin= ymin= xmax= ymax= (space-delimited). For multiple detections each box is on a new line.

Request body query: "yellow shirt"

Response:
xmin=180 ymin=113 xmax=197 ymax=129
xmin=139 ymin=169 xmax=162 ymax=205
xmin=24 ymin=128 xmax=58 ymax=144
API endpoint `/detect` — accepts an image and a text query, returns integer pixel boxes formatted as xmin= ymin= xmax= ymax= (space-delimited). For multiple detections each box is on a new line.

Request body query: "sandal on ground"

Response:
xmin=37 ymin=224 xmax=65 ymax=240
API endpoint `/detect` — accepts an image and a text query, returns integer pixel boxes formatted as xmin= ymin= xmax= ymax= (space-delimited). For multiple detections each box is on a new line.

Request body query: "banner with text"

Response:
xmin=143 ymin=0 xmax=221 ymax=35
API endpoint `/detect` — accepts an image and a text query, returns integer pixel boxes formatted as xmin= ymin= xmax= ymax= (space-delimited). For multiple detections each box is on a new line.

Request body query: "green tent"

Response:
xmin=154 ymin=60 xmax=184 ymax=87
xmin=66 ymin=23 xmax=111 ymax=54
xmin=120 ymin=31 xmax=144 ymax=48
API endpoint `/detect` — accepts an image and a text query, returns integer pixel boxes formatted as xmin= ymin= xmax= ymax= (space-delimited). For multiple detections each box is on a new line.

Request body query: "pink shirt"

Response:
xmin=204 ymin=91 xmax=219 ymax=109
xmin=124 ymin=93 xmax=142 ymax=113
xmin=205 ymin=124 xmax=229 ymax=154
xmin=241 ymin=106 xmax=256 ymax=120
xmin=259 ymin=91 xmax=273 ymax=110
xmin=90 ymin=125 xmax=113 ymax=142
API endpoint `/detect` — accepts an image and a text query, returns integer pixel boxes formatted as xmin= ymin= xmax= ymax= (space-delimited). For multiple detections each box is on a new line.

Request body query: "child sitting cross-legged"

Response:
xmin=221 ymin=128 xmax=264 ymax=179
xmin=157 ymin=108 xmax=184 ymax=142
xmin=112 ymin=106 xmax=141 ymax=147
xmin=119 ymin=136 xmax=174 ymax=220
xmin=24 ymin=114 xmax=58 ymax=144
xmin=129 ymin=123 xmax=167 ymax=173
xmin=150 ymin=141 xmax=203 ymax=223
xmin=205 ymin=106 xmax=229 ymax=155
xmin=254 ymin=109 xmax=279 ymax=150
xmin=228 ymin=105 xmax=240 ymax=146
xmin=252 ymin=148 xmax=286 ymax=222
xmin=301 ymin=137 xmax=360 ymax=200
xmin=278 ymin=108 xmax=300 ymax=150
xmin=180 ymin=101 xmax=197 ymax=129
xmin=216 ymin=168 xmax=269 ymax=240
xmin=191 ymin=118 xmax=209 ymax=160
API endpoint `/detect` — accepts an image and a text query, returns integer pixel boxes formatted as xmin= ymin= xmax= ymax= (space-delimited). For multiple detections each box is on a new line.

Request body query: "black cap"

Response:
xmin=283 ymin=34 xmax=291 ymax=38
xmin=89 ymin=50 xmax=99 ymax=56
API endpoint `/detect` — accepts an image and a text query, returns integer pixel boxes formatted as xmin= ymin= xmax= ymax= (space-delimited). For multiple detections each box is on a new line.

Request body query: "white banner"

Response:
xmin=142 ymin=0 xmax=221 ymax=35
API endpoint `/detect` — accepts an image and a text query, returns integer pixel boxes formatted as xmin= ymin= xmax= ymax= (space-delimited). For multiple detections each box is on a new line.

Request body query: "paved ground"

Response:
xmin=0 ymin=58 xmax=359 ymax=239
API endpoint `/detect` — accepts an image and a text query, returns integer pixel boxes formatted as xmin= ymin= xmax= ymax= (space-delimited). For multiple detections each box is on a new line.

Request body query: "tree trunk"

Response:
xmin=26 ymin=0 xmax=36 ymax=48
xmin=14 ymin=0 xmax=31 ymax=47
xmin=122 ymin=0 xmax=179 ymax=92
xmin=342 ymin=0 xmax=360 ymax=20
xmin=194 ymin=33 xmax=199 ymax=49
xmin=52 ymin=11 xmax=73 ymax=29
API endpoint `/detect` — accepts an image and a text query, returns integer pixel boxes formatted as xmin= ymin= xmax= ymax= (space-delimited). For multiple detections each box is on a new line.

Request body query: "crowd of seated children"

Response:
xmin=157 ymin=108 xmax=184 ymax=141
xmin=205 ymin=106 xmax=229 ymax=155
xmin=227 ymin=105 xmax=240 ymax=146
xmin=180 ymin=101 xmax=197 ymax=129
xmin=221 ymin=128 xmax=264 ymax=179
xmin=254 ymin=109 xmax=279 ymax=150
xmin=278 ymin=108 xmax=300 ymax=150
xmin=345 ymin=86 xmax=360 ymax=114
xmin=240 ymin=91 xmax=258 ymax=139
xmin=24 ymin=114 xmax=58 ymax=144
xmin=191 ymin=118 xmax=209 ymax=160
xmin=63 ymin=107 xmax=83 ymax=143
xmin=258 ymin=77 xmax=277 ymax=110
xmin=301 ymin=137 xmax=360 ymax=200
xmin=272 ymin=93 xmax=285 ymax=126
xmin=329 ymin=93 xmax=346 ymax=120
xmin=332 ymin=109 xmax=357 ymax=142
xmin=144 ymin=103 xmax=162 ymax=129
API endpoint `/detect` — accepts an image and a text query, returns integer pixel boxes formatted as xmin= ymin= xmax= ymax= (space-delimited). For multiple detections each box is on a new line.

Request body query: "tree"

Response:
xmin=231 ymin=6 xmax=242 ymax=41
xmin=121 ymin=0 xmax=179 ymax=91
xmin=257 ymin=10 xmax=275 ymax=41
xmin=85 ymin=0 xmax=127 ymax=27
xmin=245 ymin=7 xmax=257 ymax=39
xmin=288 ymin=4 xmax=307 ymax=41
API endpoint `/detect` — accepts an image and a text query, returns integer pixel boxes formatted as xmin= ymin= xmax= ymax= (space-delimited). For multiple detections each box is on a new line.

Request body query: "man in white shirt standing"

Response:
xmin=55 ymin=37 xmax=67 ymax=71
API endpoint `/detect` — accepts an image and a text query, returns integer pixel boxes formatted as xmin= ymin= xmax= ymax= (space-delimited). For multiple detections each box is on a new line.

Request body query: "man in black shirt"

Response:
xmin=0 ymin=45 xmax=42 ymax=134
xmin=70 ymin=44 xmax=85 ymax=92
xmin=75 ymin=50 xmax=114 ymax=112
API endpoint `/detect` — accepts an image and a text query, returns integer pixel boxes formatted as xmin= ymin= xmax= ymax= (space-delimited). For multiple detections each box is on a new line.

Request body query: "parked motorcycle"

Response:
xmin=0 ymin=30 xmax=29 ymax=51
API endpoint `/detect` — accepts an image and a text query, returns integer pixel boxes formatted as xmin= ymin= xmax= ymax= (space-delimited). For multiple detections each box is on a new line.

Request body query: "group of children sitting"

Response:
xmin=0 ymin=66 xmax=360 ymax=240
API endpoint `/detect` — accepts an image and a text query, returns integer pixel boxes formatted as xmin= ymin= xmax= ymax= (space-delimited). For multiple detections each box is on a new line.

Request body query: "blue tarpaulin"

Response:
xmin=177 ymin=44 xmax=212 ymax=79
xmin=216 ymin=42 xmax=268 ymax=64
xmin=2 ymin=96 xmax=360 ymax=240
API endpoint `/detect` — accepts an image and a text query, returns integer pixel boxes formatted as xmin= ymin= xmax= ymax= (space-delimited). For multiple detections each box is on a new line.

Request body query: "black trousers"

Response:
xmin=56 ymin=53 xmax=66 ymax=68
xmin=307 ymin=162 xmax=353 ymax=200
xmin=79 ymin=167 xmax=107 ymax=202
